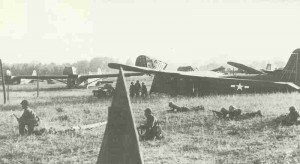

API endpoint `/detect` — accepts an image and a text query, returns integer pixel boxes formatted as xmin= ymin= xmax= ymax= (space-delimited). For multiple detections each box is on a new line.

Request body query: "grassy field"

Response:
xmin=1 ymin=80 xmax=300 ymax=163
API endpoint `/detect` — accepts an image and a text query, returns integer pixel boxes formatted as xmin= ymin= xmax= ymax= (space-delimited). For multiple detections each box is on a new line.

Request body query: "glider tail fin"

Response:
xmin=281 ymin=49 xmax=300 ymax=85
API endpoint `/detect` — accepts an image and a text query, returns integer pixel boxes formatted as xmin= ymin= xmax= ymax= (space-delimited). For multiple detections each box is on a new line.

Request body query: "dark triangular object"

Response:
xmin=97 ymin=67 xmax=144 ymax=164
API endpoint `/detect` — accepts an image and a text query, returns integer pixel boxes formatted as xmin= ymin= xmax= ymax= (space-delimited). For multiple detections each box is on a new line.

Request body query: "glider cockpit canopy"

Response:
xmin=135 ymin=55 xmax=168 ymax=70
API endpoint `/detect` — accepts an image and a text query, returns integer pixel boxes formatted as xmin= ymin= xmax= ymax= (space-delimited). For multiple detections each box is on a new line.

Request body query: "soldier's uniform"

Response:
xmin=129 ymin=82 xmax=135 ymax=97
xmin=220 ymin=108 xmax=228 ymax=119
xmin=138 ymin=108 xmax=163 ymax=140
xmin=228 ymin=106 xmax=235 ymax=120
xmin=134 ymin=80 xmax=141 ymax=96
xmin=18 ymin=100 xmax=39 ymax=135
xmin=168 ymin=102 xmax=190 ymax=112
xmin=282 ymin=106 xmax=300 ymax=126
xmin=141 ymin=82 xmax=148 ymax=97
xmin=228 ymin=106 xmax=241 ymax=120
xmin=103 ymin=84 xmax=115 ymax=96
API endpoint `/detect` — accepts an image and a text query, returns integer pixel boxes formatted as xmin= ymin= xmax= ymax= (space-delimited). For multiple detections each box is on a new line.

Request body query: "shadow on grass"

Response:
xmin=0 ymin=95 xmax=105 ymax=111
xmin=0 ymin=152 xmax=26 ymax=160
xmin=9 ymin=86 xmax=87 ymax=92
xmin=0 ymin=135 xmax=9 ymax=140
xmin=0 ymin=133 xmax=22 ymax=141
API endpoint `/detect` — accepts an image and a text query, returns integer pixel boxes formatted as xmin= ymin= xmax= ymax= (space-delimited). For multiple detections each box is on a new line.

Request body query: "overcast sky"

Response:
xmin=0 ymin=0 xmax=300 ymax=65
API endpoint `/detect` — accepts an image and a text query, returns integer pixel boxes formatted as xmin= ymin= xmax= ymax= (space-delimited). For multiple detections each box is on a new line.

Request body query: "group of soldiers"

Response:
xmin=15 ymin=99 xmax=163 ymax=141
xmin=129 ymin=80 xmax=148 ymax=98
xmin=14 ymin=99 xmax=300 ymax=142
xmin=212 ymin=105 xmax=262 ymax=120
xmin=212 ymin=105 xmax=300 ymax=126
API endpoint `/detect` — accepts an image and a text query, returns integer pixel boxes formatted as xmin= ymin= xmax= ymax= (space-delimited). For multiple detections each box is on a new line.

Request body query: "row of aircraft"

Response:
xmin=3 ymin=66 xmax=143 ymax=88
xmin=2 ymin=49 xmax=300 ymax=96
xmin=109 ymin=48 xmax=300 ymax=97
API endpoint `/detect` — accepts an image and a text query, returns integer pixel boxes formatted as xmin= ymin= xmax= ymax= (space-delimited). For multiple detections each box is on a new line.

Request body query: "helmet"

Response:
xmin=145 ymin=108 xmax=152 ymax=115
xmin=20 ymin=100 xmax=29 ymax=106
xmin=289 ymin=106 xmax=296 ymax=112
xmin=229 ymin=105 xmax=235 ymax=111
xmin=220 ymin=108 xmax=228 ymax=114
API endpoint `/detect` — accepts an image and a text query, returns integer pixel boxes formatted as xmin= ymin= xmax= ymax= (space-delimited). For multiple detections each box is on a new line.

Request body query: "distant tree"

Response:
xmin=10 ymin=64 xmax=22 ymax=75
xmin=46 ymin=63 xmax=56 ymax=75
xmin=274 ymin=60 xmax=285 ymax=69
xmin=4 ymin=57 xmax=120 ymax=76
xmin=22 ymin=63 xmax=35 ymax=75
xmin=73 ymin=60 xmax=89 ymax=74
xmin=53 ymin=65 xmax=65 ymax=75
xmin=33 ymin=62 xmax=43 ymax=75
xmin=89 ymin=57 xmax=118 ymax=73
xmin=2 ymin=63 xmax=10 ymax=75
xmin=126 ymin=58 xmax=134 ymax=66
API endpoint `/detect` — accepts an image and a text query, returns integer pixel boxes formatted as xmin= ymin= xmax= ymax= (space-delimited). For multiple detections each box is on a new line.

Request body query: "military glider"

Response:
xmin=108 ymin=49 xmax=300 ymax=96
xmin=227 ymin=61 xmax=264 ymax=74
xmin=4 ymin=66 xmax=143 ymax=88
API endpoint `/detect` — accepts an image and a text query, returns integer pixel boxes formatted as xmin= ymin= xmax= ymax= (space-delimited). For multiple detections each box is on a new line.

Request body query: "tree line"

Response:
xmin=2 ymin=57 xmax=132 ymax=76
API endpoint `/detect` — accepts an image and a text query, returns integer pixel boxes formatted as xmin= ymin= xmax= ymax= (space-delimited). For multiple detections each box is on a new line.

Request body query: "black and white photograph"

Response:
xmin=1 ymin=0 xmax=300 ymax=163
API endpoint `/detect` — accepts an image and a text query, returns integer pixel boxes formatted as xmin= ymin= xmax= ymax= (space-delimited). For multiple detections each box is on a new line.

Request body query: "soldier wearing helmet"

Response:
xmin=141 ymin=82 xmax=148 ymax=98
xmin=134 ymin=80 xmax=141 ymax=97
xmin=228 ymin=105 xmax=236 ymax=120
xmin=228 ymin=105 xmax=242 ymax=120
xmin=129 ymin=82 xmax=135 ymax=98
xmin=137 ymin=108 xmax=163 ymax=140
xmin=284 ymin=106 xmax=300 ymax=125
xmin=18 ymin=100 xmax=40 ymax=135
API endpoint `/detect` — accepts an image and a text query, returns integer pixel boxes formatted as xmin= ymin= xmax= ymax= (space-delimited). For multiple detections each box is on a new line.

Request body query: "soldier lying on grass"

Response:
xmin=212 ymin=106 xmax=262 ymax=121
xmin=212 ymin=108 xmax=228 ymax=119
xmin=168 ymin=102 xmax=204 ymax=112
xmin=212 ymin=106 xmax=241 ymax=120
xmin=234 ymin=110 xmax=262 ymax=121
xmin=228 ymin=105 xmax=242 ymax=120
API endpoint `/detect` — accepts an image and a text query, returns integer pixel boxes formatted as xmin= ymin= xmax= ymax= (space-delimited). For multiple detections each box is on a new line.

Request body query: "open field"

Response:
xmin=1 ymin=81 xmax=300 ymax=163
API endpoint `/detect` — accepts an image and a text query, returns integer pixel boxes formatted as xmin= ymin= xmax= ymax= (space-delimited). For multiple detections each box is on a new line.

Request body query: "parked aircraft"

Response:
xmin=211 ymin=66 xmax=226 ymax=73
xmin=4 ymin=66 xmax=143 ymax=88
xmin=226 ymin=49 xmax=300 ymax=85
xmin=227 ymin=62 xmax=264 ymax=74
xmin=108 ymin=49 xmax=300 ymax=96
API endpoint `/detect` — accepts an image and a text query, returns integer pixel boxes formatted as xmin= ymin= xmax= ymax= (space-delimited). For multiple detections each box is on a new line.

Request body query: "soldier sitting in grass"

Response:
xmin=17 ymin=100 xmax=40 ymax=135
xmin=280 ymin=106 xmax=300 ymax=126
xmin=137 ymin=108 xmax=163 ymax=140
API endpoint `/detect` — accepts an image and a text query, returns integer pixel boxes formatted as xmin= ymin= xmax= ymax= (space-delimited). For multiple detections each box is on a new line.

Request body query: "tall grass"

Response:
xmin=1 ymin=83 xmax=300 ymax=163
